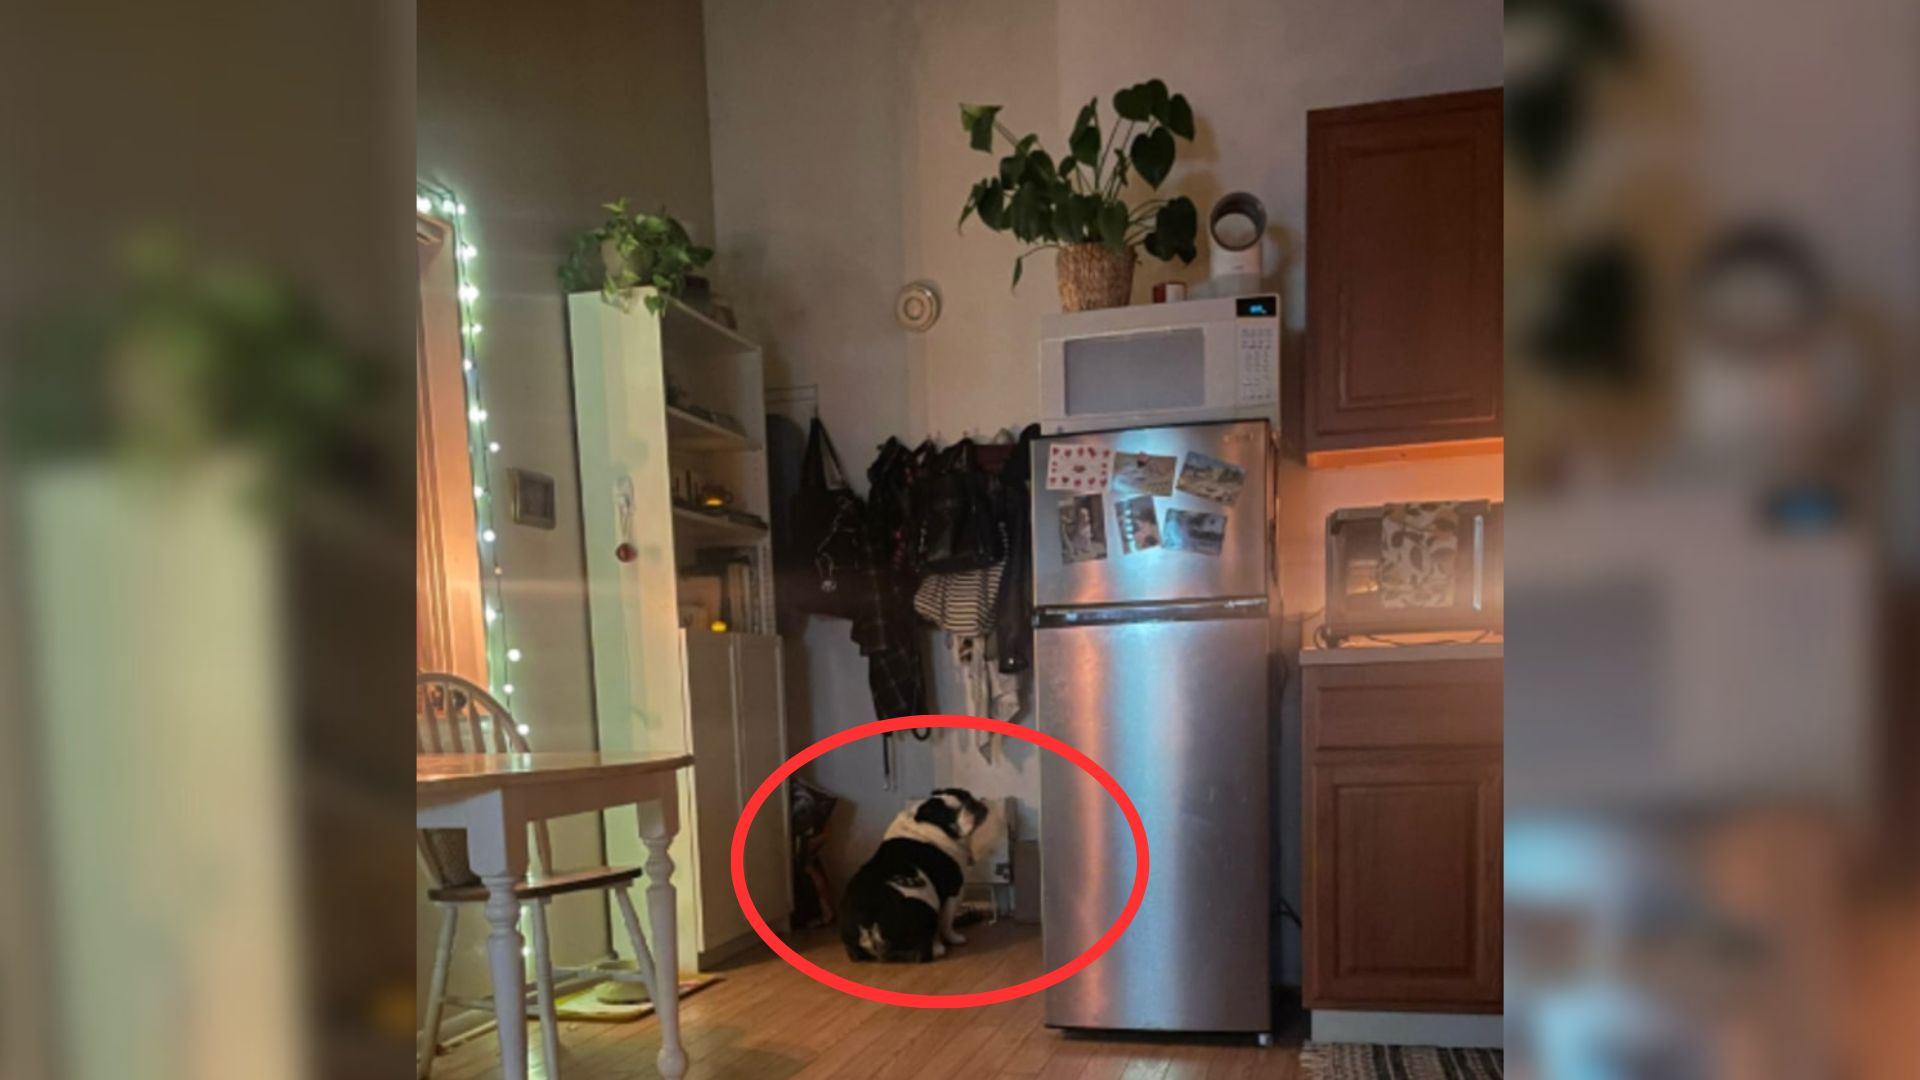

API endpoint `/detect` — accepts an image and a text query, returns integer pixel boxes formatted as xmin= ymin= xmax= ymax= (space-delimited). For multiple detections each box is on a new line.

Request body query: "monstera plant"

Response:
xmin=959 ymin=79 xmax=1199 ymax=311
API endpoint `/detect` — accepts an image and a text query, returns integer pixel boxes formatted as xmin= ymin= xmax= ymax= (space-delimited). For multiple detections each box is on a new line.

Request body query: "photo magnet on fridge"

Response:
xmin=1058 ymin=494 xmax=1109 ymax=563
xmin=1045 ymin=443 xmax=1112 ymax=493
xmin=1174 ymin=451 xmax=1246 ymax=505
xmin=1162 ymin=508 xmax=1226 ymax=556
xmin=1115 ymin=495 xmax=1161 ymax=554
xmin=1110 ymin=451 xmax=1177 ymax=496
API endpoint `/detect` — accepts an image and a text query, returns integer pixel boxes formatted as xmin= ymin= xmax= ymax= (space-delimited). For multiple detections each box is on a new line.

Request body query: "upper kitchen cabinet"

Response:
xmin=1305 ymin=89 xmax=1503 ymax=462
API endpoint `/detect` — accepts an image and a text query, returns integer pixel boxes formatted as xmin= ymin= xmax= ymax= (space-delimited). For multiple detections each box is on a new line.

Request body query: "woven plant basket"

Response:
xmin=1056 ymin=242 xmax=1136 ymax=311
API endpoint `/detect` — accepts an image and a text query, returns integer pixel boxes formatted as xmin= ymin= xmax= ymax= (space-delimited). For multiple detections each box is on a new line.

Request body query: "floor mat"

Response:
xmin=531 ymin=974 xmax=722 ymax=1023
xmin=1301 ymin=1042 xmax=1504 ymax=1080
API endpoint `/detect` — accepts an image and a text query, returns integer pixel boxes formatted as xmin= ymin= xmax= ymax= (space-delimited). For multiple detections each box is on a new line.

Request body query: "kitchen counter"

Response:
xmin=1298 ymin=638 xmax=1503 ymax=666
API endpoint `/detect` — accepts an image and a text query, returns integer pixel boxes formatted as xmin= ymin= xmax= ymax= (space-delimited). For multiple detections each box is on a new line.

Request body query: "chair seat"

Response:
xmin=428 ymin=864 xmax=645 ymax=903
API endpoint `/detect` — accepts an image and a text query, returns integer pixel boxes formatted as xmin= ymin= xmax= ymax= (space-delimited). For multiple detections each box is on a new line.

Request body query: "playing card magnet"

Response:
xmin=1045 ymin=444 xmax=1111 ymax=493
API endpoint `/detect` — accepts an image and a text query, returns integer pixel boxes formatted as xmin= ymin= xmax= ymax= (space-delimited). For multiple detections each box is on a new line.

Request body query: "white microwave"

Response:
xmin=1038 ymin=294 xmax=1281 ymax=434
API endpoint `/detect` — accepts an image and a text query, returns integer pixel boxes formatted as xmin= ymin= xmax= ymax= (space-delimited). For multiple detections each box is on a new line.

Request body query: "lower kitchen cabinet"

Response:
xmin=1303 ymin=654 xmax=1502 ymax=1012
xmin=680 ymin=631 xmax=792 ymax=967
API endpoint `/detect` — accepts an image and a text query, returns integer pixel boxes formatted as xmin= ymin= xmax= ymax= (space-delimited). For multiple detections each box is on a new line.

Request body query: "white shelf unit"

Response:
xmin=568 ymin=288 xmax=791 ymax=970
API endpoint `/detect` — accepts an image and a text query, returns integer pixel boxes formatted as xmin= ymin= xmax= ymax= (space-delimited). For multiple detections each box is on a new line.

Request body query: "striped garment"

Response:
xmin=912 ymin=560 xmax=1006 ymax=635
xmin=1301 ymin=1043 xmax=1504 ymax=1080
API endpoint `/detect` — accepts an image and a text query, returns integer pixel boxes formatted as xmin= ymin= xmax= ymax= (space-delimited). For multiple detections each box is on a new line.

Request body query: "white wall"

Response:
xmin=417 ymin=0 xmax=715 ymax=1010
xmin=705 ymin=0 xmax=1502 ymax=980
xmin=703 ymin=0 xmax=921 ymax=891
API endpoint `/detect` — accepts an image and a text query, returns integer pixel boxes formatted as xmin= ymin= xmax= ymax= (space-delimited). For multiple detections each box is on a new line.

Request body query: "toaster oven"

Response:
xmin=1324 ymin=500 xmax=1503 ymax=641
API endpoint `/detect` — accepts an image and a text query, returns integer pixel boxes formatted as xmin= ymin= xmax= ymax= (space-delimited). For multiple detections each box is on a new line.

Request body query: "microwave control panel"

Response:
xmin=1234 ymin=295 xmax=1280 ymax=404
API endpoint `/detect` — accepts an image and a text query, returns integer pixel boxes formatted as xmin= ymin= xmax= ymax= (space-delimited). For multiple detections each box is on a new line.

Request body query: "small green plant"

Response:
xmin=9 ymin=231 xmax=392 ymax=510
xmin=561 ymin=199 xmax=714 ymax=315
xmin=959 ymin=79 xmax=1200 ymax=287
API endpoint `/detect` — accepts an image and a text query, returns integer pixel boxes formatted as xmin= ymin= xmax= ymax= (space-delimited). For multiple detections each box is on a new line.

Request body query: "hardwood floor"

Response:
xmin=432 ymin=922 xmax=1298 ymax=1079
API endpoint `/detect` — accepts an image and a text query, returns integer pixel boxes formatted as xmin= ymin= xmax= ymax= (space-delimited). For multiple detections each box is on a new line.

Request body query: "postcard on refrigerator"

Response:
xmin=1175 ymin=452 xmax=1246 ymax=505
xmin=1162 ymin=507 xmax=1226 ymax=556
xmin=1110 ymin=451 xmax=1177 ymax=496
xmin=1057 ymin=494 xmax=1108 ymax=563
xmin=1115 ymin=495 xmax=1161 ymax=554
xmin=1045 ymin=443 xmax=1112 ymax=493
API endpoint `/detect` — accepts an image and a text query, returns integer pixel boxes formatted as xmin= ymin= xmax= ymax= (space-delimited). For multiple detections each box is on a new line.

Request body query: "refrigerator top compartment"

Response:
xmin=1033 ymin=420 xmax=1271 ymax=609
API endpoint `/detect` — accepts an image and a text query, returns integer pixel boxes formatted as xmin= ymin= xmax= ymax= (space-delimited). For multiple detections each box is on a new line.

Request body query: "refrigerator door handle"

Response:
xmin=1035 ymin=597 xmax=1268 ymax=627
xmin=1266 ymin=430 xmax=1278 ymax=589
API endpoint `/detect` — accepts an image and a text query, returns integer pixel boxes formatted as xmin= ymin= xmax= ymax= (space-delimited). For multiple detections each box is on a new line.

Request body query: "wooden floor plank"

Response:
xmin=431 ymin=922 xmax=1298 ymax=1079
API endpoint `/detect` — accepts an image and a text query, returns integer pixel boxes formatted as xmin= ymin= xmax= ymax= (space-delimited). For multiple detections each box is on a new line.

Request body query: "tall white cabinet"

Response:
xmin=568 ymin=289 xmax=791 ymax=970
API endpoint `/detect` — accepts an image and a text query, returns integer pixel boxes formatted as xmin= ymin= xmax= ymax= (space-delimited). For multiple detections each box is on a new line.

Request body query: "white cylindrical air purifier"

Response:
xmin=1207 ymin=191 xmax=1267 ymax=297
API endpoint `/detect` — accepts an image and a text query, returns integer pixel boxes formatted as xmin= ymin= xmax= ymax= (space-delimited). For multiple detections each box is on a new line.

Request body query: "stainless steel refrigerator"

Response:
xmin=1033 ymin=419 xmax=1272 ymax=1036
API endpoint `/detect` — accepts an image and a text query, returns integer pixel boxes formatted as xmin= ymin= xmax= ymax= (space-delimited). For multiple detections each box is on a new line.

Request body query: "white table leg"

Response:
xmin=464 ymin=794 xmax=529 ymax=1080
xmin=638 ymin=794 xmax=686 ymax=1079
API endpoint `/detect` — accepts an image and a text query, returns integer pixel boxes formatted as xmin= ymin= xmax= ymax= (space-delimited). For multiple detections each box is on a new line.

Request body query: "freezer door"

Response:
xmin=1038 ymin=615 xmax=1270 ymax=1032
xmin=1033 ymin=420 xmax=1269 ymax=607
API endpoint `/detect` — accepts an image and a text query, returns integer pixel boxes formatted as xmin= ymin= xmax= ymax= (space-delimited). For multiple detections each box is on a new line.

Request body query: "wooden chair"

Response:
xmin=415 ymin=672 xmax=661 ymax=1080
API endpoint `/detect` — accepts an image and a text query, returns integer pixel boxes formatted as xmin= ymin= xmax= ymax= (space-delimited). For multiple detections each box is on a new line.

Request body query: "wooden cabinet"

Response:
xmin=1306 ymin=89 xmax=1503 ymax=459
xmin=1303 ymin=656 xmax=1502 ymax=1012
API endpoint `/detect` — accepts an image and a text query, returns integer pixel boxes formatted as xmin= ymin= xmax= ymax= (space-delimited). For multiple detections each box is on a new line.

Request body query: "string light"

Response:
xmin=422 ymin=180 xmax=527 ymax=738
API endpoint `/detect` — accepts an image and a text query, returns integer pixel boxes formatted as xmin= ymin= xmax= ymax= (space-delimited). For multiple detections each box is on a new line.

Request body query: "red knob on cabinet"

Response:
xmin=615 ymin=542 xmax=636 ymax=563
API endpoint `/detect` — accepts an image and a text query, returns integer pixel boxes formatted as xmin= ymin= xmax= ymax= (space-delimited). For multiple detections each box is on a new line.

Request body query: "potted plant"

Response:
xmin=959 ymin=79 xmax=1199 ymax=311
xmin=561 ymin=199 xmax=714 ymax=315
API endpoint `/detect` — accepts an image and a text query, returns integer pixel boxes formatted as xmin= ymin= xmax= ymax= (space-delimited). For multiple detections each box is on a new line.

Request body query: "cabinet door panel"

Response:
xmin=1307 ymin=89 xmax=1503 ymax=453
xmin=1305 ymin=755 xmax=1501 ymax=1010
xmin=732 ymin=635 xmax=790 ymax=922
xmin=683 ymin=634 xmax=746 ymax=949
xmin=1304 ymin=660 xmax=1503 ymax=751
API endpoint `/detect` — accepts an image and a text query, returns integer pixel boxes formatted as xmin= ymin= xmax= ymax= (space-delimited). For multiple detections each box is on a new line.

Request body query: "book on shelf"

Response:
xmin=685 ymin=550 xmax=765 ymax=634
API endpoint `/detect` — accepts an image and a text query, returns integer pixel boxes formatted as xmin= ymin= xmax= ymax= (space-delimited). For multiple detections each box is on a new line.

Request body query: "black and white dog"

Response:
xmin=840 ymin=788 xmax=999 ymax=963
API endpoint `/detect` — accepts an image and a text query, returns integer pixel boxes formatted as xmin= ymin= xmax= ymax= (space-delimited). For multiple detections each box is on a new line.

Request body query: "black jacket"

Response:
xmin=992 ymin=424 xmax=1041 ymax=674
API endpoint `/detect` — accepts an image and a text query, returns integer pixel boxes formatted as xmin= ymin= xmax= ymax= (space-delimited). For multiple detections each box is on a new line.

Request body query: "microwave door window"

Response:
xmin=1063 ymin=329 xmax=1206 ymax=417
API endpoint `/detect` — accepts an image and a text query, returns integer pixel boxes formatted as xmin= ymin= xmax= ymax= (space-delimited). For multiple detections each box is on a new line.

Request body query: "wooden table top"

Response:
xmin=416 ymin=750 xmax=695 ymax=796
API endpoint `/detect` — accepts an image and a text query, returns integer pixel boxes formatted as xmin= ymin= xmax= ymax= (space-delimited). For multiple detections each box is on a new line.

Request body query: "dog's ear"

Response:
xmin=934 ymin=788 xmax=990 ymax=829
xmin=966 ymin=798 xmax=1004 ymax=863
xmin=914 ymin=797 xmax=962 ymax=840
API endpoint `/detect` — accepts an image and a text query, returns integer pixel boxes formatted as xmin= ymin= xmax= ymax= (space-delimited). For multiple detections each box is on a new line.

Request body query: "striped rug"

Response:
xmin=1301 ymin=1042 xmax=1504 ymax=1080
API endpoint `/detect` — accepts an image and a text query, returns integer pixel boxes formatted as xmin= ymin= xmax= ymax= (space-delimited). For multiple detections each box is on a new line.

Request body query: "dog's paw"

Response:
xmin=932 ymin=940 xmax=948 ymax=958
xmin=942 ymin=930 xmax=968 ymax=946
